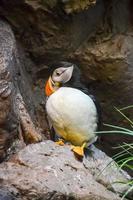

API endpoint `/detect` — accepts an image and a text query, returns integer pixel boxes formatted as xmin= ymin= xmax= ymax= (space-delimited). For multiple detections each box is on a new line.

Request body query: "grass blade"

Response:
xmin=119 ymin=105 xmax=133 ymax=111
xmin=103 ymin=123 xmax=133 ymax=133
xmin=115 ymin=107 xmax=133 ymax=126
xmin=121 ymin=185 xmax=133 ymax=200
xmin=95 ymin=130 xmax=133 ymax=136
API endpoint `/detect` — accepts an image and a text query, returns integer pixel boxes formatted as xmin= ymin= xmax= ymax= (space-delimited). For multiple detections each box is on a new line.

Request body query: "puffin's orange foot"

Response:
xmin=71 ymin=142 xmax=86 ymax=157
xmin=71 ymin=146 xmax=84 ymax=157
xmin=55 ymin=139 xmax=65 ymax=146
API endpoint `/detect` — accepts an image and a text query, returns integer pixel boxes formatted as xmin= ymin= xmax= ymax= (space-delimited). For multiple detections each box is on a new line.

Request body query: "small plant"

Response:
xmin=112 ymin=143 xmax=133 ymax=200
xmin=96 ymin=106 xmax=133 ymax=199
xmin=95 ymin=106 xmax=133 ymax=137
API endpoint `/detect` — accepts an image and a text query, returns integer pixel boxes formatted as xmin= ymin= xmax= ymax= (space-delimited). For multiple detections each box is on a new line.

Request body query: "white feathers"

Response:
xmin=46 ymin=87 xmax=98 ymax=146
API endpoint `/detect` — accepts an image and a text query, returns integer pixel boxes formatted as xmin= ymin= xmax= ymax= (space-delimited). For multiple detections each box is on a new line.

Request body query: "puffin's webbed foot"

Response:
xmin=71 ymin=142 xmax=86 ymax=157
xmin=55 ymin=139 xmax=65 ymax=146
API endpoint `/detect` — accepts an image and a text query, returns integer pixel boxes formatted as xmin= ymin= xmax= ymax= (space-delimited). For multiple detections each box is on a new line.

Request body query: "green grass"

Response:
xmin=113 ymin=143 xmax=133 ymax=200
xmin=96 ymin=106 xmax=133 ymax=199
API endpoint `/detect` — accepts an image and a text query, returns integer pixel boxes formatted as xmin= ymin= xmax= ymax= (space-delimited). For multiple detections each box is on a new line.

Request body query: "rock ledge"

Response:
xmin=0 ymin=141 xmax=130 ymax=200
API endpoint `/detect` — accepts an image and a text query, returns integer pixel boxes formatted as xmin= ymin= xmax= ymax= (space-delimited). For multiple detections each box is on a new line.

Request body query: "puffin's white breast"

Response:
xmin=46 ymin=87 xmax=97 ymax=145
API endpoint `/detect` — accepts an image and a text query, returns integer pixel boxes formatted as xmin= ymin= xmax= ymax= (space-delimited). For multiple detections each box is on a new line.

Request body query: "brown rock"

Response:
xmin=0 ymin=20 xmax=18 ymax=161
xmin=0 ymin=19 xmax=44 ymax=161
xmin=62 ymin=0 xmax=96 ymax=14
xmin=0 ymin=141 xmax=131 ymax=200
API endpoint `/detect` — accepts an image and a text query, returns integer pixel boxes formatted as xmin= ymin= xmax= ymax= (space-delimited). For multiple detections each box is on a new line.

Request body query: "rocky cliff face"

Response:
xmin=0 ymin=0 xmax=132 ymax=199
xmin=0 ymin=0 xmax=132 ymax=153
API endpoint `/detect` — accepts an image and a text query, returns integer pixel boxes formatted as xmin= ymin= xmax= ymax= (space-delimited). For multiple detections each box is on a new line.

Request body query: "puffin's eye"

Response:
xmin=56 ymin=71 xmax=60 ymax=76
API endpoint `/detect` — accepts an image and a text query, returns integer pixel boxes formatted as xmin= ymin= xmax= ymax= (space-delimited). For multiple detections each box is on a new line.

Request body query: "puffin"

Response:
xmin=45 ymin=61 xmax=101 ymax=157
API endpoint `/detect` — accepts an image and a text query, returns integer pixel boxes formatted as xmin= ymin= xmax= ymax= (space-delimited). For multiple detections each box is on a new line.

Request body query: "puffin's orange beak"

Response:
xmin=45 ymin=77 xmax=55 ymax=96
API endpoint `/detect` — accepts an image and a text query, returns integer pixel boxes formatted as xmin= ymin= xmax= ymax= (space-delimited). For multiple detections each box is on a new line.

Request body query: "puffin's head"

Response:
xmin=45 ymin=61 xmax=80 ymax=96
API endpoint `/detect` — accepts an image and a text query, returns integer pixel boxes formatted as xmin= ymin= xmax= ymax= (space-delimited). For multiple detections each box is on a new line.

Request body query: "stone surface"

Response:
xmin=0 ymin=188 xmax=16 ymax=200
xmin=0 ymin=20 xmax=45 ymax=161
xmin=0 ymin=20 xmax=18 ymax=162
xmin=83 ymin=145 xmax=131 ymax=195
xmin=25 ymin=0 xmax=96 ymax=13
xmin=0 ymin=0 xmax=104 ymax=62
xmin=0 ymin=141 xmax=131 ymax=200
xmin=61 ymin=0 xmax=96 ymax=14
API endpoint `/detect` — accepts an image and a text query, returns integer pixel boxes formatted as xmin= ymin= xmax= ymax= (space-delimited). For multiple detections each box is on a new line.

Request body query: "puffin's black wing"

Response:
xmin=89 ymin=95 xmax=102 ymax=131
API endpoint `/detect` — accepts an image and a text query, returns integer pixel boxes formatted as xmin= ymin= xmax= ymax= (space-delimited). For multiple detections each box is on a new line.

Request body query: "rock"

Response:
xmin=0 ymin=141 xmax=131 ymax=200
xmin=0 ymin=0 xmax=105 ymax=62
xmin=73 ymin=34 xmax=133 ymax=125
xmin=0 ymin=19 xmax=45 ymax=161
xmin=61 ymin=0 xmax=96 ymax=14
xmin=83 ymin=145 xmax=130 ymax=195
xmin=0 ymin=188 xmax=16 ymax=200
xmin=0 ymin=20 xmax=18 ymax=162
